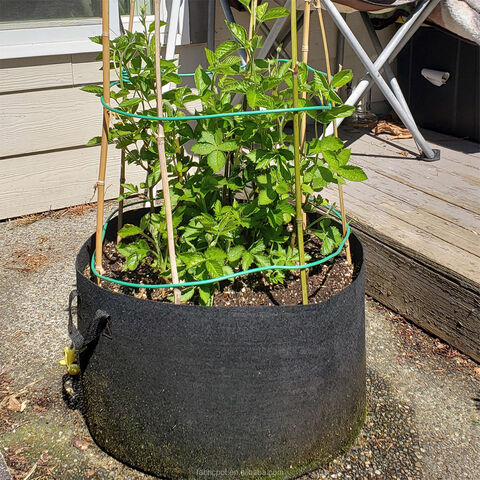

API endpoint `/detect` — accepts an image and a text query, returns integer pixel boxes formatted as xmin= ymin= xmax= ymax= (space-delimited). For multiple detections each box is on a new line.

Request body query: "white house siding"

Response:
xmin=0 ymin=44 xmax=207 ymax=220
xmin=0 ymin=4 xmax=394 ymax=220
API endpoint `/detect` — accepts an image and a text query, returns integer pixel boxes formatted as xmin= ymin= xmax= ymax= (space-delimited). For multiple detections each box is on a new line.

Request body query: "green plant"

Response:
xmin=83 ymin=3 xmax=367 ymax=305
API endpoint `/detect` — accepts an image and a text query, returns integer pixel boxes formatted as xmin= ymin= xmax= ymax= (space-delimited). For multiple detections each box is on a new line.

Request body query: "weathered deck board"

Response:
xmin=324 ymin=125 xmax=480 ymax=361
xmin=347 ymin=132 xmax=480 ymax=214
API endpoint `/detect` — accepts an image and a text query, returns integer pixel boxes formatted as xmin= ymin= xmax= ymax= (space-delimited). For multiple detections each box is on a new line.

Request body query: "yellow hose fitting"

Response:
xmin=59 ymin=346 xmax=81 ymax=375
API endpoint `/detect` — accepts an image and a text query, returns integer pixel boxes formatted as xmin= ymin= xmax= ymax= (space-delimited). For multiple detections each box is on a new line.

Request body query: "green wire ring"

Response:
xmin=93 ymin=61 xmax=345 ymax=289
xmin=104 ymin=59 xmax=332 ymax=122
xmin=90 ymin=200 xmax=351 ymax=289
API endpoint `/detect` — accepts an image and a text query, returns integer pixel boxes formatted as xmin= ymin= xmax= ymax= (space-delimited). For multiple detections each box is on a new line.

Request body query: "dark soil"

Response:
xmin=86 ymin=239 xmax=356 ymax=306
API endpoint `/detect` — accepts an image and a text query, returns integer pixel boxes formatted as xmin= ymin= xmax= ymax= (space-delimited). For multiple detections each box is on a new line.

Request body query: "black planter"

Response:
xmin=73 ymin=208 xmax=366 ymax=479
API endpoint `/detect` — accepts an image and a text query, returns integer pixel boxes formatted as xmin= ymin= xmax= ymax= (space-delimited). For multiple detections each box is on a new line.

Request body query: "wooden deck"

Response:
xmin=324 ymin=125 xmax=480 ymax=362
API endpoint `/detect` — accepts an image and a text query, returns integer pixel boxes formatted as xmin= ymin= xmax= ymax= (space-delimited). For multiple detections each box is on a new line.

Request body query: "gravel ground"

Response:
xmin=0 ymin=203 xmax=479 ymax=480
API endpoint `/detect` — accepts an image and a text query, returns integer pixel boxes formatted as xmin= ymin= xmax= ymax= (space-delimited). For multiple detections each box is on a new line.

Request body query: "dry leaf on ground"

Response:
xmin=73 ymin=438 xmax=89 ymax=451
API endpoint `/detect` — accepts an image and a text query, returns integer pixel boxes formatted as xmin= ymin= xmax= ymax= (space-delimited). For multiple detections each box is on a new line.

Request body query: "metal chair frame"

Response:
xmin=218 ymin=0 xmax=442 ymax=161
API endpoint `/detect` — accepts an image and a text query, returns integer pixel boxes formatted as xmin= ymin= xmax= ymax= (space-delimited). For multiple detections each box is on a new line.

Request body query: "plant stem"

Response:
xmin=154 ymin=0 xmax=181 ymax=304
xmin=291 ymin=0 xmax=309 ymax=305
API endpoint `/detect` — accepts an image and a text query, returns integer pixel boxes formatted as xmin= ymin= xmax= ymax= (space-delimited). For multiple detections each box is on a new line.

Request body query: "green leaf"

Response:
xmin=254 ymin=254 xmax=270 ymax=267
xmin=314 ymin=71 xmax=330 ymax=93
xmin=200 ymin=130 xmax=216 ymax=144
xmin=256 ymin=2 xmax=269 ymax=21
xmin=259 ymin=187 xmax=277 ymax=205
xmin=87 ymin=136 xmax=102 ymax=146
xmin=241 ymin=251 xmax=254 ymax=271
xmin=246 ymin=88 xmax=257 ymax=109
xmin=323 ymin=150 xmax=339 ymax=171
xmin=194 ymin=65 xmax=211 ymax=94
xmin=249 ymin=239 xmax=266 ymax=254
xmin=276 ymin=200 xmax=295 ymax=215
xmin=330 ymin=225 xmax=343 ymax=245
xmin=122 ymin=183 xmax=139 ymax=193
xmin=198 ymin=285 xmax=213 ymax=305
xmin=206 ymin=259 xmax=224 ymax=278
xmin=81 ymin=85 xmax=103 ymax=95
xmin=337 ymin=165 xmax=368 ymax=182
xmin=320 ymin=105 xmax=355 ymax=123
xmin=207 ymin=150 xmax=226 ymax=172
xmin=275 ymin=181 xmax=290 ymax=195
xmin=119 ymin=97 xmax=142 ymax=108
xmin=205 ymin=48 xmax=216 ymax=66
xmin=118 ymin=224 xmax=144 ymax=238
xmin=302 ymin=183 xmax=314 ymax=194
xmin=116 ymin=239 xmax=149 ymax=271
xmin=227 ymin=245 xmax=245 ymax=262
xmin=215 ymin=40 xmax=240 ymax=60
xmin=89 ymin=35 xmax=102 ymax=45
xmin=179 ymin=287 xmax=195 ymax=302
xmin=237 ymin=0 xmax=251 ymax=8
xmin=191 ymin=142 xmax=216 ymax=155
xmin=331 ymin=105 xmax=355 ymax=117
xmin=318 ymin=166 xmax=335 ymax=183
xmin=205 ymin=247 xmax=226 ymax=262
xmin=179 ymin=252 xmax=205 ymax=269
xmin=149 ymin=20 xmax=167 ymax=33
xmin=218 ymin=141 xmax=238 ymax=152
xmin=337 ymin=148 xmax=351 ymax=166
xmin=226 ymin=21 xmax=247 ymax=46
xmin=320 ymin=135 xmax=344 ymax=151
xmin=222 ymin=265 xmax=234 ymax=276
xmin=331 ymin=69 xmax=353 ymax=88
xmin=262 ymin=7 xmax=290 ymax=22
xmin=326 ymin=89 xmax=343 ymax=105
xmin=321 ymin=235 xmax=336 ymax=256
xmin=214 ymin=129 xmax=223 ymax=145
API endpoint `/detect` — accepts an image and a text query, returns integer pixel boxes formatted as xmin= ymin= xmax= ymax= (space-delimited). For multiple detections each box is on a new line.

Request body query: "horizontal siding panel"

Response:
xmin=72 ymin=52 xmax=103 ymax=86
xmin=0 ymin=145 xmax=144 ymax=220
xmin=72 ymin=45 xmax=207 ymax=86
xmin=0 ymin=55 xmax=73 ymax=93
xmin=0 ymin=86 xmax=102 ymax=157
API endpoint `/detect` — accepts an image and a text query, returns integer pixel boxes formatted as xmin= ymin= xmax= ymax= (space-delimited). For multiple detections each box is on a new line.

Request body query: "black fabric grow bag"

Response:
xmin=73 ymin=208 xmax=366 ymax=479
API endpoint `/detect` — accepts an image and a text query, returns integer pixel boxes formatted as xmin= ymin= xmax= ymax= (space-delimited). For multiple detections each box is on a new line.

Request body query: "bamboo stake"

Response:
xmin=95 ymin=0 xmax=112 ymax=280
xmin=299 ymin=0 xmax=311 ymax=229
xmin=154 ymin=0 xmax=181 ymax=304
xmin=314 ymin=0 xmax=352 ymax=264
xmin=291 ymin=0 xmax=309 ymax=305
xmin=128 ymin=0 xmax=136 ymax=32
xmin=248 ymin=0 xmax=258 ymax=43
xmin=300 ymin=0 xmax=311 ymax=150
xmin=117 ymin=0 xmax=137 ymax=244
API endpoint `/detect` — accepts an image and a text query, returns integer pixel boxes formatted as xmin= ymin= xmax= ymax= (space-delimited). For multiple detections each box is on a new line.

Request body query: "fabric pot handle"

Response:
xmin=68 ymin=289 xmax=110 ymax=351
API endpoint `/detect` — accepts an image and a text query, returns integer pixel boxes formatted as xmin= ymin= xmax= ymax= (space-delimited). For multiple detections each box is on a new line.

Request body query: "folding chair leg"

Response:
xmin=322 ymin=0 xmax=441 ymax=160
xmin=335 ymin=12 xmax=347 ymax=73
xmin=207 ymin=0 xmax=215 ymax=51
xmin=361 ymin=13 xmax=419 ymax=139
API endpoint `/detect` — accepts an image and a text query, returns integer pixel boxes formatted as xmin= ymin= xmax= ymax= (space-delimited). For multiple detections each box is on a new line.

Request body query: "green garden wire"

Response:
xmin=90 ymin=200 xmax=351 ymax=289
xmin=92 ymin=62 xmax=348 ymax=289
xmin=104 ymin=60 xmax=332 ymax=122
